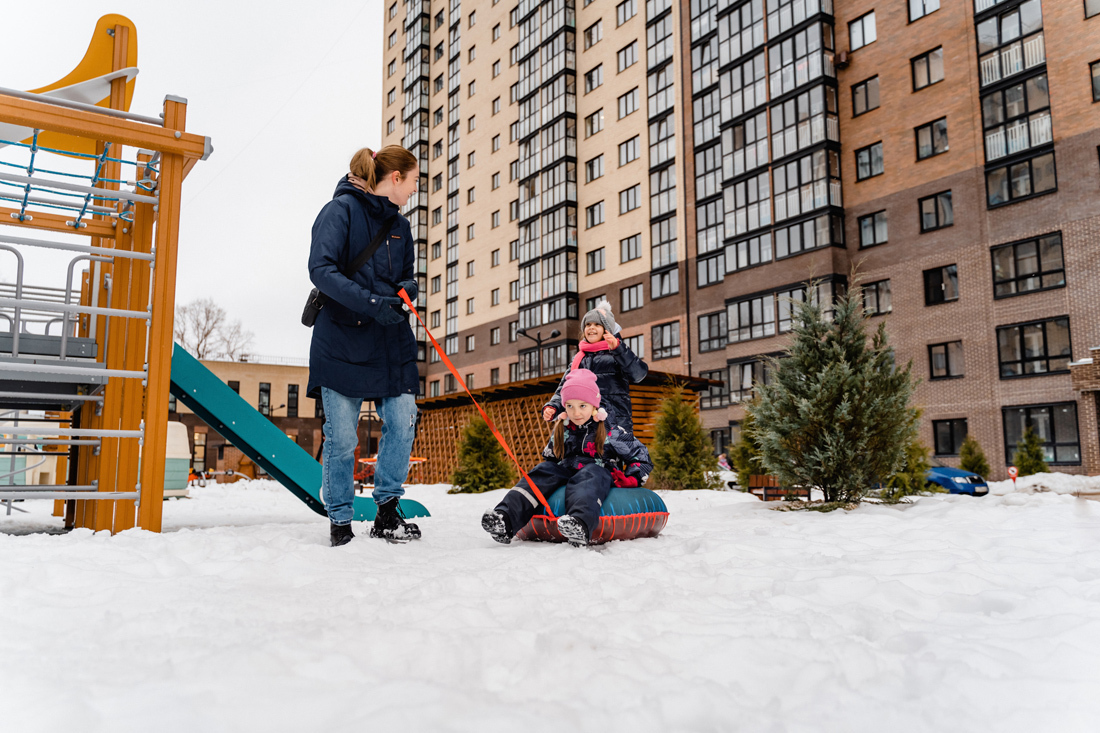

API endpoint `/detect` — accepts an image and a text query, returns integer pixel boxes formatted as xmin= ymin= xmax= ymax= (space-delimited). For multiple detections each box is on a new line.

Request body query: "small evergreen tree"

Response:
xmin=449 ymin=415 xmax=515 ymax=493
xmin=882 ymin=429 xmax=933 ymax=502
xmin=749 ymin=281 xmax=919 ymax=505
xmin=649 ymin=383 xmax=723 ymax=491
xmin=959 ymin=434 xmax=991 ymax=479
xmin=1013 ymin=427 xmax=1049 ymax=476
xmin=728 ymin=410 xmax=763 ymax=490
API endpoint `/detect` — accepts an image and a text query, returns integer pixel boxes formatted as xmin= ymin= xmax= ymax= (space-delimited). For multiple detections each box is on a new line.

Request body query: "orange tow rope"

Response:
xmin=398 ymin=289 xmax=556 ymax=518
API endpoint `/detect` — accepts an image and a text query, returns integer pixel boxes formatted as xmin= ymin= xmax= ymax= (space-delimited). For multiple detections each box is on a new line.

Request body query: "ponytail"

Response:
xmin=550 ymin=418 xmax=608 ymax=460
xmin=349 ymin=145 xmax=418 ymax=191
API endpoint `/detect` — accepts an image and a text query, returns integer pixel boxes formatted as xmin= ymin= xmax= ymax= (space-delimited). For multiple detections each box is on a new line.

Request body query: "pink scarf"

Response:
xmin=569 ymin=339 xmax=610 ymax=372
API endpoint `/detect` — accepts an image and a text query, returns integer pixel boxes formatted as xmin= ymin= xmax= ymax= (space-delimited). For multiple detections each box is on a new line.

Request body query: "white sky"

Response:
xmin=0 ymin=0 xmax=386 ymax=359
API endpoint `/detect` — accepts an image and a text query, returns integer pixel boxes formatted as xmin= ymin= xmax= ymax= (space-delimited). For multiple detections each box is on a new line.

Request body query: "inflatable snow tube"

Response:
xmin=515 ymin=486 xmax=668 ymax=544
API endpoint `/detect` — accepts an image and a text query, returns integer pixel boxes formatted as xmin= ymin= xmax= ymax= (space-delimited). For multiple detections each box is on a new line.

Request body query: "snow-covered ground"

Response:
xmin=2 ymin=479 xmax=1099 ymax=733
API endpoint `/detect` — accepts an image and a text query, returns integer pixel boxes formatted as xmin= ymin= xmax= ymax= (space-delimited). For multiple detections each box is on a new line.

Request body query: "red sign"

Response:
xmin=1008 ymin=466 xmax=1018 ymax=479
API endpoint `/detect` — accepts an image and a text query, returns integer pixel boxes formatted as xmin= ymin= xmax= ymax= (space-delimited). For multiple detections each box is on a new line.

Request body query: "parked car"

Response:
xmin=926 ymin=466 xmax=989 ymax=496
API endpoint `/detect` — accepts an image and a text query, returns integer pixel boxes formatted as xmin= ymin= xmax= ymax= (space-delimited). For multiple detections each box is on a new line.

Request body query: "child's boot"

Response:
xmin=481 ymin=510 xmax=513 ymax=544
xmin=556 ymin=514 xmax=589 ymax=547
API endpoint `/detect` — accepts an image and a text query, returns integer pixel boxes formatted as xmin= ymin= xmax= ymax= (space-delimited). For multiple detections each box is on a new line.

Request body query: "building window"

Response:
xmin=855 ymin=142 xmax=884 ymax=181
xmin=466 ymin=298 xmax=475 ymax=315
xmin=389 ymin=59 xmax=396 ymax=77
xmin=863 ymin=279 xmax=892 ymax=316
xmin=699 ymin=312 xmax=728 ymax=353
xmin=584 ymin=65 xmax=603 ymax=94
xmin=617 ymin=41 xmax=637 ymax=72
xmin=1088 ymin=0 xmax=1100 ymax=19
xmin=933 ymin=419 xmax=967 ymax=457
xmin=469 ymin=46 xmax=476 ymax=62
xmin=430 ymin=277 xmax=441 ymax=296
xmin=621 ymin=234 xmax=641 ymax=263
xmin=430 ymin=310 xmax=440 ymax=329
xmin=618 ymin=88 xmax=639 ymax=119
xmin=997 ymin=317 xmax=1071 ymax=377
xmin=929 ymin=341 xmax=964 ymax=380
xmin=444 ymin=374 xmax=456 ymax=394
xmin=388 ymin=30 xmax=397 ymax=48
xmin=587 ymin=248 xmax=605 ymax=274
xmin=725 ymin=233 xmax=771 ymax=273
xmin=986 ymin=152 xmax=1057 ymax=207
xmin=387 ymin=117 xmax=395 ymax=134
xmin=228 ymin=380 xmax=240 ymax=394
xmin=315 ymin=397 xmax=325 ymax=418
xmin=916 ymin=118 xmax=948 ymax=160
xmin=192 ymin=432 xmax=206 ymax=470
xmin=388 ymin=2 xmax=397 ymax=19
xmin=617 ymin=0 xmax=637 ymax=26
xmin=585 ymin=108 xmax=604 ymax=137
xmin=651 ymin=268 xmax=679 ymax=299
xmin=493 ymin=22 xmax=501 ymax=40
xmin=623 ymin=334 xmax=644 ymax=359
xmin=619 ymin=185 xmax=640 ymax=214
xmin=923 ymin=264 xmax=959 ymax=305
xmin=492 ymin=95 xmax=501 ymax=114
xmin=584 ymin=20 xmax=603 ymax=50
xmin=585 ymin=155 xmax=604 ymax=183
xmin=432 ymin=173 xmax=443 ymax=192
xmin=1093 ymin=60 xmax=1100 ymax=102
xmin=468 ymin=116 xmax=476 ymax=131
xmin=649 ymin=166 xmax=676 ymax=218
xmin=466 ymin=335 xmax=475 ymax=352
xmin=467 ymin=224 xmax=475 ymax=240
xmin=387 ymin=88 xmax=396 ymax=105
xmin=652 ymin=322 xmax=681 ymax=360
xmin=619 ymin=136 xmax=640 ymax=167
xmin=699 ymin=369 xmax=730 ymax=410
xmin=852 ymin=76 xmax=879 ymax=116
xmin=490 ymin=327 xmax=500 ymax=345
xmin=258 ymin=382 xmax=271 ymax=416
xmin=849 ymin=12 xmax=876 ymax=51
xmin=982 ymin=74 xmax=1052 ymax=162
xmin=992 ymin=233 xmax=1065 ymax=298
xmin=729 ymin=294 xmax=775 ymax=342
xmin=919 ymin=191 xmax=953 ymax=232
xmin=491 ymin=211 xmax=501 ymax=228
xmin=433 ymin=139 xmax=443 ymax=158
xmin=912 ymin=47 xmax=944 ymax=91
xmin=510 ymin=280 xmax=519 ymax=302
xmin=1003 ymin=403 xmax=1080 ymax=465
xmin=287 ymin=384 xmax=299 ymax=417
xmin=490 ymin=368 xmax=500 ymax=385
xmin=621 ymin=283 xmax=643 ymax=312
xmin=730 ymin=359 xmax=773 ymax=403
xmin=586 ymin=201 xmax=605 ymax=228
xmin=909 ymin=0 xmax=940 ymax=22
xmin=466 ymin=260 xmax=475 ymax=278
xmin=858 ymin=211 xmax=888 ymax=247
xmin=698 ymin=253 xmax=724 ymax=288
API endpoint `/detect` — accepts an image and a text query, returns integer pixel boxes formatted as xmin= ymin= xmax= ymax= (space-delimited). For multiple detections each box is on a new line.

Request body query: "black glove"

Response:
xmin=397 ymin=279 xmax=418 ymax=301
xmin=363 ymin=293 xmax=405 ymax=326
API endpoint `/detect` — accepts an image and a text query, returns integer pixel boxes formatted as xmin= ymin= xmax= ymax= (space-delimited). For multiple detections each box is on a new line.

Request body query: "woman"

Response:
xmin=307 ymin=145 xmax=422 ymax=546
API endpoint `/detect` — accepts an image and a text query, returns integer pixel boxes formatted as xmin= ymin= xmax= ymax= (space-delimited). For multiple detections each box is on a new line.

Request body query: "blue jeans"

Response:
xmin=321 ymin=387 xmax=418 ymax=525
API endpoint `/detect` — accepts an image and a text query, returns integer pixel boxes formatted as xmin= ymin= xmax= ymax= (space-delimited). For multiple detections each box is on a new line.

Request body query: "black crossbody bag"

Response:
xmin=301 ymin=212 xmax=397 ymax=327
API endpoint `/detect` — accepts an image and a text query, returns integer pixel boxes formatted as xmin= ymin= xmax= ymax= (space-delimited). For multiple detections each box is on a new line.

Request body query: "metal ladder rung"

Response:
xmin=0 ymin=491 xmax=137 ymax=500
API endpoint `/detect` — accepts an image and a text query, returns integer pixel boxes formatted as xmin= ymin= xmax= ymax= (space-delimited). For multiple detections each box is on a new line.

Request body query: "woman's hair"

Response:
xmin=551 ymin=418 xmax=607 ymax=460
xmin=349 ymin=145 xmax=418 ymax=191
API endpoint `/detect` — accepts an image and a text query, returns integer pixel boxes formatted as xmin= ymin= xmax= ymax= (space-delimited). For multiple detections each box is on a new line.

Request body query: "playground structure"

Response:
xmin=0 ymin=15 xmax=210 ymax=531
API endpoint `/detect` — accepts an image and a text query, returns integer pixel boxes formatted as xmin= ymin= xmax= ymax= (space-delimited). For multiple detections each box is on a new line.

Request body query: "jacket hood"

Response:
xmin=332 ymin=176 xmax=399 ymax=217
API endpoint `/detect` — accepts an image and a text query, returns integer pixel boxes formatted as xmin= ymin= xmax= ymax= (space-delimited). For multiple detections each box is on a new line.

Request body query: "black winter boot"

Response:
xmin=556 ymin=514 xmax=589 ymax=547
xmin=370 ymin=498 xmax=422 ymax=542
xmin=330 ymin=522 xmax=354 ymax=547
xmin=481 ymin=510 xmax=513 ymax=544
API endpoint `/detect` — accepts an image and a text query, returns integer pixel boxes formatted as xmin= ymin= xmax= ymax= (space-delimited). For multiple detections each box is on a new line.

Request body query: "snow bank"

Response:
xmin=2 ymin=481 xmax=1099 ymax=732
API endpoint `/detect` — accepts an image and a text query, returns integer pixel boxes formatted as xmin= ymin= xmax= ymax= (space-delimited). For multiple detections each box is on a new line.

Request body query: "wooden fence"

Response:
xmin=408 ymin=371 xmax=713 ymax=484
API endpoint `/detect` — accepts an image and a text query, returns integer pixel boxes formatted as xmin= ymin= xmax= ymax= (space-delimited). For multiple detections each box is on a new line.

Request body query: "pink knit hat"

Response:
xmin=560 ymin=368 xmax=601 ymax=408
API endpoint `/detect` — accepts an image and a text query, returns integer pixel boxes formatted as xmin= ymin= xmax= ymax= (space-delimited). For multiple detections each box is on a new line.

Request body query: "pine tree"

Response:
xmin=749 ymin=282 xmax=919 ymax=505
xmin=729 ymin=409 xmax=763 ymax=490
xmin=1013 ymin=427 xmax=1049 ymax=476
xmin=959 ymin=434 xmax=991 ymax=479
xmin=649 ymin=383 xmax=723 ymax=491
xmin=882 ymin=428 xmax=933 ymax=502
xmin=449 ymin=415 xmax=515 ymax=494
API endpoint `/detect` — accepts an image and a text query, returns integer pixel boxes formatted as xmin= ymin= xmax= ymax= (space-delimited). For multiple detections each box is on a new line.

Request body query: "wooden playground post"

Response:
xmin=136 ymin=97 xmax=188 ymax=532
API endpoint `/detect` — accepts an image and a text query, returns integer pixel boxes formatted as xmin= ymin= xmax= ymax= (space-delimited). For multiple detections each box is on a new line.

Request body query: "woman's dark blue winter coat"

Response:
xmin=545 ymin=341 xmax=648 ymax=433
xmin=307 ymin=178 xmax=419 ymax=400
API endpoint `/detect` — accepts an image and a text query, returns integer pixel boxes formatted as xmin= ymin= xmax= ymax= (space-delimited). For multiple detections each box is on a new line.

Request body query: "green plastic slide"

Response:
xmin=169 ymin=344 xmax=429 ymax=521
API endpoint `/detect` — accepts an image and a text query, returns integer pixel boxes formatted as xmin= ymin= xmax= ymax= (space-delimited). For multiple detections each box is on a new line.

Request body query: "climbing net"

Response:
xmin=0 ymin=132 xmax=159 ymax=228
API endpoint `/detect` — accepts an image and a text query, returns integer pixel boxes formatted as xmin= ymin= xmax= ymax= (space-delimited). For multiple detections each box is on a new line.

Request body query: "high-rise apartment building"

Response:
xmin=384 ymin=0 xmax=1100 ymax=479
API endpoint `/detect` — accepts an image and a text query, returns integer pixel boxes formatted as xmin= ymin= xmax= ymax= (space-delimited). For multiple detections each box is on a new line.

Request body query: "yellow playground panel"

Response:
xmin=0 ymin=14 xmax=211 ymax=532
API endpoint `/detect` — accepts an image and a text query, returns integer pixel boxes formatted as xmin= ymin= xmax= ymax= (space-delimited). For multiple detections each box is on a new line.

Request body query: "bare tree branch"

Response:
xmin=174 ymin=298 xmax=253 ymax=360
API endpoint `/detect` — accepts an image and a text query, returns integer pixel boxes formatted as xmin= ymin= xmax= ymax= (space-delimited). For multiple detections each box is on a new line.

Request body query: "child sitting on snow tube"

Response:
xmin=481 ymin=369 xmax=653 ymax=547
